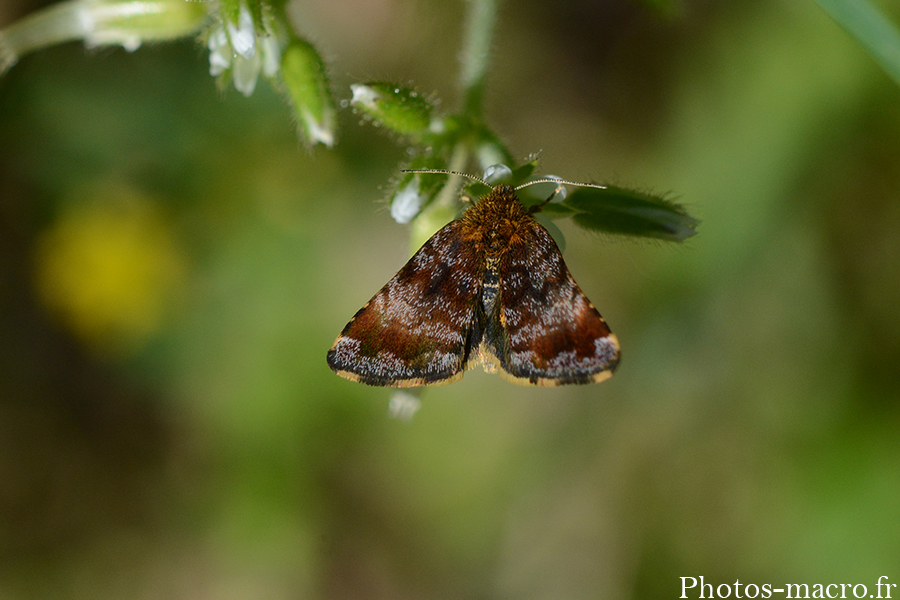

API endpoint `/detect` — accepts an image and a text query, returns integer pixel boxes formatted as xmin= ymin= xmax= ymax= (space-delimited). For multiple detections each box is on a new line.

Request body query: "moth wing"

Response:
xmin=327 ymin=220 xmax=485 ymax=387
xmin=482 ymin=218 xmax=620 ymax=385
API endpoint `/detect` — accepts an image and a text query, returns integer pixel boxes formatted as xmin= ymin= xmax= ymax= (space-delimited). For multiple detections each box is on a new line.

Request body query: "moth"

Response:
xmin=327 ymin=170 xmax=620 ymax=387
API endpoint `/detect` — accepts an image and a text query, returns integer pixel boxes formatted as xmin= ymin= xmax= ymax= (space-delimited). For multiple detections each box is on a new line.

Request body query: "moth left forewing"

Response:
xmin=482 ymin=218 xmax=620 ymax=386
xmin=327 ymin=220 xmax=485 ymax=387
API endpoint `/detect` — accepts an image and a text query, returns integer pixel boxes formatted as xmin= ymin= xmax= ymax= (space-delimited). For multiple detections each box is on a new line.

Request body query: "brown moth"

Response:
xmin=327 ymin=171 xmax=620 ymax=387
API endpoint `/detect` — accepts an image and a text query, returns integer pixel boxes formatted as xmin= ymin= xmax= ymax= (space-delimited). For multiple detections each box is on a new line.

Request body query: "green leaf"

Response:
xmin=537 ymin=202 xmax=577 ymax=218
xmin=218 ymin=0 xmax=242 ymax=26
xmin=464 ymin=181 xmax=493 ymax=199
xmin=559 ymin=186 xmax=698 ymax=242
xmin=510 ymin=159 xmax=538 ymax=185
xmin=813 ymin=0 xmax=900 ymax=88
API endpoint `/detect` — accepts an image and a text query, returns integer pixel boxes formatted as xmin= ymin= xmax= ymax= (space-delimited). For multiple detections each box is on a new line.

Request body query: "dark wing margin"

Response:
xmin=327 ymin=220 xmax=485 ymax=387
xmin=482 ymin=218 xmax=620 ymax=386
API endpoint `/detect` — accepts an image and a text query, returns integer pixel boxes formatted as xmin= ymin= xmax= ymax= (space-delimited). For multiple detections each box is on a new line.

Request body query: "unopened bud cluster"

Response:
xmin=1 ymin=0 xmax=337 ymax=147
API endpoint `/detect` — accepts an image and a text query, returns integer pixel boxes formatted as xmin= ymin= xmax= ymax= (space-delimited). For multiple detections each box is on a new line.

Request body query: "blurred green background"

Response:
xmin=2 ymin=0 xmax=900 ymax=598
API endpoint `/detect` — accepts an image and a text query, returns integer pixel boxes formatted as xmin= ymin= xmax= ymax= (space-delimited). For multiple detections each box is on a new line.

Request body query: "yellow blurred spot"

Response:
xmin=34 ymin=186 xmax=187 ymax=355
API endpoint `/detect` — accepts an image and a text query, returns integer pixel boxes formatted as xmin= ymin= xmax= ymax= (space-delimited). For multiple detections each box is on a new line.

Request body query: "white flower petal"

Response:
xmin=120 ymin=35 xmax=140 ymax=51
xmin=227 ymin=5 xmax=255 ymax=59
xmin=390 ymin=182 xmax=423 ymax=224
xmin=209 ymin=50 xmax=230 ymax=75
xmin=350 ymin=83 xmax=379 ymax=109
xmin=299 ymin=108 xmax=335 ymax=147
xmin=207 ymin=26 xmax=231 ymax=75
xmin=388 ymin=391 xmax=420 ymax=421
xmin=208 ymin=26 xmax=228 ymax=52
xmin=259 ymin=33 xmax=280 ymax=78
xmin=232 ymin=50 xmax=260 ymax=96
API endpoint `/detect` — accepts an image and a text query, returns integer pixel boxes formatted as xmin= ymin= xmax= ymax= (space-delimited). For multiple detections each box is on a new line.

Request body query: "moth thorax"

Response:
xmin=486 ymin=230 xmax=503 ymax=252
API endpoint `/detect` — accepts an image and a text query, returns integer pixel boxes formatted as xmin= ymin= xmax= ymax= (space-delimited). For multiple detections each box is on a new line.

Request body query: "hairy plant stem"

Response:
xmin=435 ymin=143 xmax=472 ymax=209
xmin=459 ymin=0 xmax=499 ymax=123
xmin=410 ymin=0 xmax=502 ymax=247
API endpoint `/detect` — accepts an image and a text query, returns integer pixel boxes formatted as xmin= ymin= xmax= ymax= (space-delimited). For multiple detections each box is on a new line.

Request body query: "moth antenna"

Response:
xmin=517 ymin=178 xmax=606 ymax=212
xmin=515 ymin=177 xmax=607 ymax=192
xmin=401 ymin=169 xmax=490 ymax=187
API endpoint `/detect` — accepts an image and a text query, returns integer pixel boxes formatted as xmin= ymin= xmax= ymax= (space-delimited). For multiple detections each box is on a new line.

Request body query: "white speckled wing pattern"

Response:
xmin=481 ymin=217 xmax=620 ymax=385
xmin=327 ymin=220 xmax=486 ymax=387
xmin=328 ymin=183 xmax=619 ymax=387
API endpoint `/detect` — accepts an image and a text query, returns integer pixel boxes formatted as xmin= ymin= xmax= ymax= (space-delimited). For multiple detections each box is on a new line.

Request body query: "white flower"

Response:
xmin=226 ymin=4 xmax=255 ymax=59
xmin=232 ymin=48 xmax=261 ymax=95
xmin=388 ymin=391 xmax=421 ymax=421
xmin=391 ymin=181 xmax=423 ymax=224
xmin=350 ymin=83 xmax=379 ymax=110
xmin=206 ymin=3 xmax=281 ymax=97
xmin=259 ymin=33 xmax=280 ymax=78
xmin=207 ymin=26 xmax=230 ymax=76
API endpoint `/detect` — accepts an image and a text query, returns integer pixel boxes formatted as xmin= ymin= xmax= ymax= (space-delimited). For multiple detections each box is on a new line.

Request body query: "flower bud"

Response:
xmin=280 ymin=37 xmax=337 ymax=147
xmin=350 ymin=82 xmax=435 ymax=137
xmin=390 ymin=156 xmax=448 ymax=224
xmin=206 ymin=3 xmax=284 ymax=98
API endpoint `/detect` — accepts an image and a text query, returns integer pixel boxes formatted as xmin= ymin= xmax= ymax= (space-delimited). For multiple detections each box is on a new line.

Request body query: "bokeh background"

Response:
xmin=2 ymin=0 xmax=900 ymax=598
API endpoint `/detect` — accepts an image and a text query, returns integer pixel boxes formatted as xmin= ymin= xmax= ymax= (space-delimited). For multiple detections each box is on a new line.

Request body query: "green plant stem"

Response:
xmin=813 ymin=0 xmax=900 ymax=87
xmin=435 ymin=143 xmax=471 ymax=208
xmin=459 ymin=0 xmax=499 ymax=119
xmin=0 ymin=1 xmax=85 ymax=74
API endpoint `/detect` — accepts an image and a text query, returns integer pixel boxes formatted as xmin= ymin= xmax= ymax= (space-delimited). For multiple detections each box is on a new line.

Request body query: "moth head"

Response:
xmin=400 ymin=167 xmax=607 ymax=213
